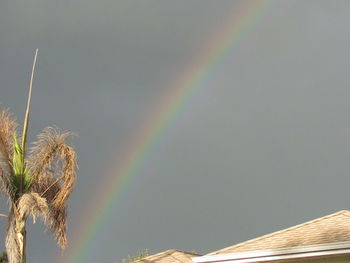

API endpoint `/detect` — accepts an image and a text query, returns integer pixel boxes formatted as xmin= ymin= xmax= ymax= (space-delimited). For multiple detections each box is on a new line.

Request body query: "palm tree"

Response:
xmin=0 ymin=50 xmax=77 ymax=263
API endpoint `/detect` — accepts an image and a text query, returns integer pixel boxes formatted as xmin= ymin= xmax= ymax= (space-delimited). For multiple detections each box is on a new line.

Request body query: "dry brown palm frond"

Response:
xmin=29 ymin=126 xmax=77 ymax=205
xmin=29 ymin=127 xmax=77 ymax=249
xmin=31 ymin=174 xmax=68 ymax=248
xmin=29 ymin=127 xmax=75 ymax=182
xmin=0 ymin=165 xmax=15 ymax=201
xmin=29 ymin=127 xmax=77 ymax=202
xmin=47 ymin=143 xmax=76 ymax=249
xmin=32 ymin=173 xmax=60 ymax=202
xmin=52 ymin=144 xmax=77 ymax=207
xmin=30 ymin=173 xmax=69 ymax=248
xmin=0 ymin=108 xmax=17 ymax=172
xmin=17 ymin=193 xmax=49 ymax=223
xmin=49 ymin=145 xmax=76 ymax=249
xmin=48 ymin=205 xmax=67 ymax=249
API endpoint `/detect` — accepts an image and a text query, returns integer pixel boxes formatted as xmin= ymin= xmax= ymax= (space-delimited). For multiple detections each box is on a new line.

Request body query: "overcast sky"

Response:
xmin=1 ymin=1 xmax=350 ymax=262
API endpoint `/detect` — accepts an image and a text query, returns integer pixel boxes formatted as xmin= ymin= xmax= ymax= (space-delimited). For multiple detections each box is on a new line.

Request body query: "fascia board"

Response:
xmin=193 ymin=241 xmax=350 ymax=263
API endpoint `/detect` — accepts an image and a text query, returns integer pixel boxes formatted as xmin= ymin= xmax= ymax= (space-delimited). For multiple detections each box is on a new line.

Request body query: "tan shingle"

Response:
xmin=209 ymin=210 xmax=350 ymax=255
xmin=134 ymin=250 xmax=200 ymax=263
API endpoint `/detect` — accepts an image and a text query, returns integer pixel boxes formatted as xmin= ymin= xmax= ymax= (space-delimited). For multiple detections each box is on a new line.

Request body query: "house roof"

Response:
xmin=208 ymin=210 xmax=350 ymax=255
xmin=194 ymin=241 xmax=350 ymax=263
xmin=134 ymin=250 xmax=201 ymax=263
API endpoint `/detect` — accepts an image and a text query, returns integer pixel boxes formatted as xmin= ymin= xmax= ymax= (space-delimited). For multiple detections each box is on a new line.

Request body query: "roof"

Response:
xmin=134 ymin=250 xmax=201 ymax=263
xmin=194 ymin=241 xmax=350 ymax=263
xmin=208 ymin=210 xmax=350 ymax=255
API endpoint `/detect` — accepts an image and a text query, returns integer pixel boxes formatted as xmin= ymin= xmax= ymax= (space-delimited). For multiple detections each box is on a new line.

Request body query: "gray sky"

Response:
xmin=1 ymin=0 xmax=350 ymax=262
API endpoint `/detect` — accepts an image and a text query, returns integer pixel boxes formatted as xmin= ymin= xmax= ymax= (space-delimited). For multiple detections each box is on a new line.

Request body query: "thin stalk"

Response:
xmin=22 ymin=48 xmax=38 ymax=156
xmin=40 ymin=176 xmax=62 ymax=197
xmin=20 ymin=49 xmax=38 ymax=194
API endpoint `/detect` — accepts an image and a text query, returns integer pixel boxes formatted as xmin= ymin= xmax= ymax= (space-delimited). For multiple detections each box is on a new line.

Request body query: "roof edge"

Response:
xmin=193 ymin=241 xmax=350 ymax=263
xmin=208 ymin=210 xmax=350 ymax=255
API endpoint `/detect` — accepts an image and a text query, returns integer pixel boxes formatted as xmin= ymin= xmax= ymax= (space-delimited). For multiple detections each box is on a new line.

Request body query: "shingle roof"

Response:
xmin=134 ymin=250 xmax=200 ymax=263
xmin=208 ymin=210 xmax=350 ymax=255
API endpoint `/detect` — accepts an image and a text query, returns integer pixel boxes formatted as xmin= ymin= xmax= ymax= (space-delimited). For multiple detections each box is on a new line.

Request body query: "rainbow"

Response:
xmin=63 ymin=1 xmax=274 ymax=262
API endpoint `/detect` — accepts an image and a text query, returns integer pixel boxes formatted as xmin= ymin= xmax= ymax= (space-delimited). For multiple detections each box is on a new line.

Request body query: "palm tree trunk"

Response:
xmin=15 ymin=221 xmax=26 ymax=263
xmin=6 ymin=208 xmax=26 ymax=263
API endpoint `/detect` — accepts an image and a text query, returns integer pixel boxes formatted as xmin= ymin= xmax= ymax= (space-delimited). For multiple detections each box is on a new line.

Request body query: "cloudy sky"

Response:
xmin=1 ymin=0 xmax=350 ymax=262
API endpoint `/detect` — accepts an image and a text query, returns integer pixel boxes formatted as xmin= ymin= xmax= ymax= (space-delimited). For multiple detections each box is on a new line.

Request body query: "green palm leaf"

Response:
xmin=11 ymin=134 xmax=32 ymax=198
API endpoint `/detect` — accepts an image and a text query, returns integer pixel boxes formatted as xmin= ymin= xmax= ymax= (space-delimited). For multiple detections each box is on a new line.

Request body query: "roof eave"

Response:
xmin=193 ymin=241 xmax=350 ymax=263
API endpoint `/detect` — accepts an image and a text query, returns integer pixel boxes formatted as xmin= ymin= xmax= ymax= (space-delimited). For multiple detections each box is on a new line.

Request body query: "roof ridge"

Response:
xmin=135 ymin=249 xmax=201 ymax=262
xmin=132 ymin=249 xmax=175 ymax=262
xmin=163 ymin=249 xmax=201 ymax=262
xmin=340 ymin=210 xmax=350 ymax=218
xmin=211 ymin=210 xmax=350 ymax=254
xmin=165 ymin=250 xmax=185 ymax=262
xmin=168 ymin=250 xmax=201 ymax=256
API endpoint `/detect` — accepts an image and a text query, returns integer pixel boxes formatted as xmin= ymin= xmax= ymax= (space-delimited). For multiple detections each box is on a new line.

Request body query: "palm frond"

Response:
xmin=0 ymin=108 xmax=17 ymax=173
xmin=0 ymin=165 xmax=15 ymax=202
xmin=11 ymin=135 xmax=32 ymax=199
xmin=29 ymin=127 xmax=75 ymax=183
xmin=31 ymin=172 xmax=68 ymax=248
xmin=49 ymin=143 xmax=77 ymax=249
xmin=32 ymin=173 xmax=60 ymax=201
xmin=48 ymin=205 xmax=68 ymax=249
xmin=17 ymin=193 xmax=49 ymax=223
xmin=52 ymin=143 xmax=77 ymax=207
xmin=29 ymin=127 xmax=77 ymax=249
